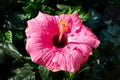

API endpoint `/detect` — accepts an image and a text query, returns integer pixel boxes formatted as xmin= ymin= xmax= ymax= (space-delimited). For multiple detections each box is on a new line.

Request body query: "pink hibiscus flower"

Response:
xmin=25 ymin=12 xmax=100 ymax=73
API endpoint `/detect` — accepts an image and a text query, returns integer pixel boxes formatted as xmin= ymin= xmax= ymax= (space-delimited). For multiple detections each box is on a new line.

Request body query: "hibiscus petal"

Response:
xmin=51 ymin=44 xmax=92 ymax=72
xmin=25 ymin=12 xmax=58 ymax=64
xmin=71 ymin=13 xmax=83 ymax=26
xmin=67 ymin=13 xmax=100 ymax=48
xmin=68 ymin=27 xmax=100 ymax=48
xmin=26 ymin=12 xmax=59 ymax=37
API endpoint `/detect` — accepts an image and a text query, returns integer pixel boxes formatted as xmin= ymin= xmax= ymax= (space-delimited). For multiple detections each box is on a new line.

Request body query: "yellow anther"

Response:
xmin=58 ymin=19 xmax=69 ymax=33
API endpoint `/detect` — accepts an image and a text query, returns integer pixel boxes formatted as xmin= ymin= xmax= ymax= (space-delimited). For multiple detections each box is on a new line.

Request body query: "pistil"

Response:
xmin=58 ymin=32 xmax=64 ymax=42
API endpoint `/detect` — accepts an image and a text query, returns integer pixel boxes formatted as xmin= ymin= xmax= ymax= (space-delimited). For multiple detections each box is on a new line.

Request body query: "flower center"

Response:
xmin=52 ymin=33 xmax=67 ymax=48
xmin=52 ymin=19 xmax=69 ymax=48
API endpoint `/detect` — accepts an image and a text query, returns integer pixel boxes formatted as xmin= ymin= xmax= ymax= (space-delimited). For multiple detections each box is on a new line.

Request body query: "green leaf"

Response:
xmin=23 ymin=0 xmax=44 ymax=18
xmin=79 ymin=13 xmax=90 ymax=21
xmin=92 ymin=49 xmax=101 ymax=59
xmin=24 ymin=56 xmax=39 ymax=69
xmin=56 ymin=5 xmax=90 ymax=21
xmin=4 ymin=30 xmax=12 ymax=43
xmin=0 ymin=48 xmax=6 ymax=63
xmin=42 ymin=5 xmax=55 ymax=15
xmin=0 ymin=42 xmax=22 ymax=60
xmin=64 ymin=72 xmax=74 ymax=80
xmin=5 ymin=12 xmax=25 ymax=30
xmin=38 ymin=65 xmax=65 ymax=80
xmin=56 ymin=4 xmax=69 ymax=10
xmin=38 ymin=65 xmax=52 ymax=80
xmin=8 ymin=63 xmax=35 ymax=80
xmin=15 ymin=31 xmax=24 ymax=40
xmin=79 ymin=67 xmax=91 ymax=73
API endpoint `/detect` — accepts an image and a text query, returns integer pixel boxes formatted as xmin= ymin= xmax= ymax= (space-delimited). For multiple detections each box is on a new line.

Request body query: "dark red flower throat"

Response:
xmin=52 ymin=33 xmax=67 ymax=48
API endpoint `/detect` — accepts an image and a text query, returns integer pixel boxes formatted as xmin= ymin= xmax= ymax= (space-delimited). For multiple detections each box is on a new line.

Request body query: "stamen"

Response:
xmin=58 ymin=19 xmax=69 ymax=33
xmin=58 ymin=19 xmax=69 ymax=42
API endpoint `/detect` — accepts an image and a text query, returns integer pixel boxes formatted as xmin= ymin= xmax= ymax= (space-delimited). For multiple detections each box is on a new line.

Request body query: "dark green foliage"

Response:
xmin=38 ymin=65 xmax=52 ymax=80
xmin=8 ymin=63 xmax=35 ymax=80
xmin=38 ymin=65 xmax=65 ymax=80
xmin=0 ymin=0 xmax=120 ymax=80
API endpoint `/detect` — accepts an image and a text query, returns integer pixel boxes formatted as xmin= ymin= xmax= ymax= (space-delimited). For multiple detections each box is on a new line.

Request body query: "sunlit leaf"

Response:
xmin=56 ymin=4 xmax=69 ymax=10
xmin=4 ymin=30 xmax=12 ymax=43
xmin=23 ymin=0 xmax=44 ymax=18
xmin=0 ymin=42 xmax=22 ymax=60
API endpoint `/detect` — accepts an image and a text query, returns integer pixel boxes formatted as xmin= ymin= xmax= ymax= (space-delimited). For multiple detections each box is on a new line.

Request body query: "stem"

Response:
xmin=64 ymin=72 xmax=74 ymax=80
xmin=69 ymin=72 xmax=74 ymax=80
